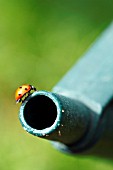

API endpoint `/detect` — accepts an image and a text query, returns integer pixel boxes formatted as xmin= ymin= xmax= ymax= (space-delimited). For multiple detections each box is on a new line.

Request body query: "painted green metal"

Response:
xmin=53 ymin=23 xmax=113 ymax=113
xmin=20 ymin=91 xmax=95 ymax=145
xmin=19 ymin=23 xmax=113 ymax=158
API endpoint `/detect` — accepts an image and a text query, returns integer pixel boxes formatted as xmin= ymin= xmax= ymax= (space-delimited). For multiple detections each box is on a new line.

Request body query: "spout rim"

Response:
xmin=19 ymin=90 xmax=62 ymax=137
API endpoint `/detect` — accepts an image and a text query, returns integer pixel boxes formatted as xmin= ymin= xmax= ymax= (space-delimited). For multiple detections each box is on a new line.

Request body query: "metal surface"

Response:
xmin=53 ymin=23 xmax=113 ymax=114
xmin=19 ymin=91 xmax=93 ymax=145
xmin=19 ymin=23 xmax=113 ymax=158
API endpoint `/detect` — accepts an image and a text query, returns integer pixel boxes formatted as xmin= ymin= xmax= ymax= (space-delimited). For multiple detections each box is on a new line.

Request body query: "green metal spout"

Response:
xmin=19 ymin=91 xmax=92 ymax=144
xmin=19 ymin=90 xmax=102 ymax=153
xmin=19 ymin=23 xmax=113 ymax=158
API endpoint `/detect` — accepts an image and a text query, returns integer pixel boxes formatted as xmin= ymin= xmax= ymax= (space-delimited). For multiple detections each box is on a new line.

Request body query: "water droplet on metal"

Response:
xmin=58 ymin=130 xmax=61 ymax=136
xmin=46 ymin=134 xmax=49 ymax=137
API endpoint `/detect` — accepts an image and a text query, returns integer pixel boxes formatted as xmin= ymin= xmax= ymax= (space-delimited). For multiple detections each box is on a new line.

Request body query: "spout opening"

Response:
xmin=19 ymin=91 xmax=62 ymax=136
xmin=24 ymin=95 xmax=57 ymax=130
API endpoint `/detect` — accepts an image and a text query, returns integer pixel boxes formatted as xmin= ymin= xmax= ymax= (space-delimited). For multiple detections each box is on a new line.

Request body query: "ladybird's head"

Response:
xmin=15 ymin=84 xmax=36 ymax=103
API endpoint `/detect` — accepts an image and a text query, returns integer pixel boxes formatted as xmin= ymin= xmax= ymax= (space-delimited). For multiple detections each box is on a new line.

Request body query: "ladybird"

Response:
xmin=15 ymin=84 xmax=36 ymax=103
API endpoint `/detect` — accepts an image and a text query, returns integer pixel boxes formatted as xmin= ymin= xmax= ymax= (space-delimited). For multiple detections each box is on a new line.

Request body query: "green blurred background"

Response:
xmin=0 ymin=0 xmax=113 ymax=169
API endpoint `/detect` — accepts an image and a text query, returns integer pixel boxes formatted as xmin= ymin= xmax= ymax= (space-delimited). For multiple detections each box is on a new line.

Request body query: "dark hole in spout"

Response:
xmin=24 ymin=95 xmax=57 ymax=130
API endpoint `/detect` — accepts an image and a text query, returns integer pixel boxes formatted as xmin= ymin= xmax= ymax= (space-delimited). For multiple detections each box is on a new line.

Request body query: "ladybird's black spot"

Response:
xmin=25 ymin=88 xmax=28 ymax=90
xmin=18 ymin=94 xmax=21 ymax=96
xmin=19 ymin=86 xmax=22 ymax=88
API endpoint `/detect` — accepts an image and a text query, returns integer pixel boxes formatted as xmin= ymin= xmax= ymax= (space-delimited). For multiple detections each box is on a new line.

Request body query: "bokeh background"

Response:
xmin=0 ymin=0 xmax=113 ymax=169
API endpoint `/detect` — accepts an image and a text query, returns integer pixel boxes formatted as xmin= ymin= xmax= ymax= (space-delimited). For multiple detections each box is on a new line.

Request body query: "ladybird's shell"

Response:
xmin=15 ymin=84 xmax=32 ymax=102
